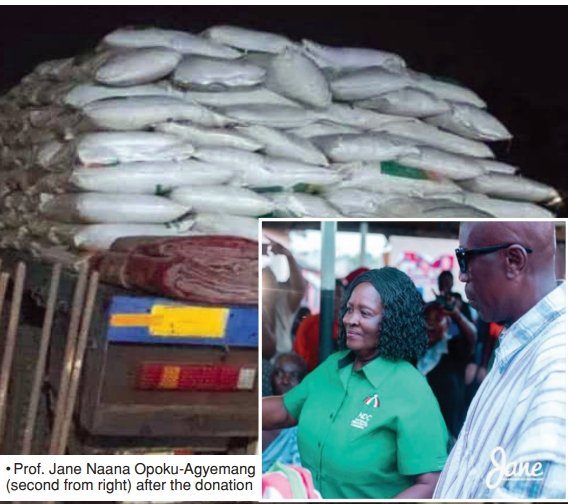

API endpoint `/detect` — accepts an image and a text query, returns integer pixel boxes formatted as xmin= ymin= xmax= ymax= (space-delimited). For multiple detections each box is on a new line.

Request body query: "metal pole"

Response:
xmin=359 ymin=222 xmax=369 ymax=267
xmin=49 ymin=264 xmax=88 ymax=454
xmin=318 ymin=221 xmax=337 ymax=365
xmin=0 ymin=262 xmax=26 ymax=446
xmin=57 ymin=271 xmax=99 ymax=455
xmin=21 ymin=263 xmax=62 ymax=454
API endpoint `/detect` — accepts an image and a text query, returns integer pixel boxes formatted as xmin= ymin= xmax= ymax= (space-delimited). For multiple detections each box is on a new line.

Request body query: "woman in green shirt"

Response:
xmin=263 ymin=267 xmax=448 ymax=499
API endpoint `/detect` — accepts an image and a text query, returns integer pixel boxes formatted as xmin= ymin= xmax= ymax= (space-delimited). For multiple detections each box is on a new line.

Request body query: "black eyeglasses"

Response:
xmin=455 ymin=243 xmax=533 ymax=274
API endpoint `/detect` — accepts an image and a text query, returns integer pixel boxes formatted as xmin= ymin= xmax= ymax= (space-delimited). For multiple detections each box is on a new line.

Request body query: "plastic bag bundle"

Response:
xmin=0 ymin=23 xmax=560 ymax=258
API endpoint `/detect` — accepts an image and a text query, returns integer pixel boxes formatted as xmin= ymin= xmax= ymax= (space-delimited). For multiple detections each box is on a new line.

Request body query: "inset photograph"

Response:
xmin=262 ymin=220 xmax=565 ymax=500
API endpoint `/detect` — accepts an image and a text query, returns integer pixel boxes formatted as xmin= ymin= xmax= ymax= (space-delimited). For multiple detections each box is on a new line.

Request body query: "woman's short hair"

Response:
xmin=338 ymin=267 xmax=427 ymax=362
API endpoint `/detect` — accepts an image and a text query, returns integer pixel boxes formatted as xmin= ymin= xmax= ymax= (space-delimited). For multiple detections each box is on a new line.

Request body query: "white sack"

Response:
xmin=103 ymin=27 xmax=241 ymax=59
xmin=201 ymin=25 xmax=293 ymax=54
xmin=74 ymin=221 xmax=197 ymax=250
xmin=95 ymin=48 xmax=182 ymax=87
xmin=220 ymin=104 xmax=320 ymax=128
xmin=459 ymin=173 xmax=560 ymax=203
xmin=192 ymin=213 xmax=258 ymax=241
xmin=154 ymin=122 xmax=263 ymax=151
xmin=268 ymin=192 xmax=344 ymax=217
xmin=39 ymin=192 xmax=190 ymax=224
xmin=330 ymin=67 xmax=410 ymax=101
xmin=302 ymin=39 xmax=405 ymax=71
xmin=311 ymin=133 xmax=419 ymax=162
xmin=237 ymin=125 xmax=328 ymax=165
xmin=70 ymin=161 xmax=234 ymax=194
xmin=325 ymin=188 xmax=489 ymax=217
xmin=335 ymin=162 xmax=462 ymax=194
xmin=396 ymin=146 xmax=486 ymax=180
xmin=77 ymin=132 xmax=195 ymax=165
xmin=287 ymin=122 xmax=363 ymax=138
xmin=173 ymin=56 xmax=266 ymax=88
xmin=82 ymin=96 xmax=233 ymax=130
xmin=477 ymin=159 xmax=519 ymax=175
xmin=317 ymin=103 xmax=414 ymax=131
xmin=265 ymin=48 xmax=332 ymax=108
xmin=381 ymin=121 xmax=494 ymax=158
xmin=356 ymin=88 xmax=450 ymax=117
xmin=444 ymin=192 xmax=555 ymax=218
xmin=184 ymin=88 xmax=300 ymax=108
xmin=170 ymin=185 xmax=275 ymax=216
xmin=64 ymin=82 xmax=184 ymax=108
xmin=409 ymin=73 xmax=486 ymax=108
xmin=426 ymin=102 xmax=512 ymax=141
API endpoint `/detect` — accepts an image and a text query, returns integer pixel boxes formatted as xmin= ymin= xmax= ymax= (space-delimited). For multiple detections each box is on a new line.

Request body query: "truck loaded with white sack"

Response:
xmin=0 ymin=24 xmax=561 ymax=454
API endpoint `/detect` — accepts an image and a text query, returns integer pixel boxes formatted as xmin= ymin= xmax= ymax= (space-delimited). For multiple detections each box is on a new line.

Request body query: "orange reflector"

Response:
xmin=137 ymin=363 xmax=257 ymax=391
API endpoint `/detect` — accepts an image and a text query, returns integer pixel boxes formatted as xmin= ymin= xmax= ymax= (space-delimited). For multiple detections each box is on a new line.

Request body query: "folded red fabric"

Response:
xmin=95 ymin=235 xmax=258 ymax=305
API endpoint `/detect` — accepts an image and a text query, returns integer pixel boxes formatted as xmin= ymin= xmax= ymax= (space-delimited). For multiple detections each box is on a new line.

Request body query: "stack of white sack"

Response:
xmin=0 ymin=26 xmax=560 ymax=256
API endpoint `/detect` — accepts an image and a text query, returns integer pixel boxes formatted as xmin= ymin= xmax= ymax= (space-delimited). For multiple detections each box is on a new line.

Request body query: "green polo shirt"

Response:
xmin=283 ymin=350 xmax=448 ymax=499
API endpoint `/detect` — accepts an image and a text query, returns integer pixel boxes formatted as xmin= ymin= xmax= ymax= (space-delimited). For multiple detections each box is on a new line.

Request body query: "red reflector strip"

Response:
xmin=136 ymin=363 xmax=256 ymax=391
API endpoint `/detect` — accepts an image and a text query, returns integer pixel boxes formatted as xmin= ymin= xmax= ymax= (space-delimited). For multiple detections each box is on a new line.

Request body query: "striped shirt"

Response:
xmin=434 ymin=281 xmax=566 ymax=499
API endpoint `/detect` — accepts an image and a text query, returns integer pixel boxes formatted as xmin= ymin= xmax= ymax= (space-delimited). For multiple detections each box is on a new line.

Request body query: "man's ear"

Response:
xmin=504 ymin=245 xmax=529 ymax=279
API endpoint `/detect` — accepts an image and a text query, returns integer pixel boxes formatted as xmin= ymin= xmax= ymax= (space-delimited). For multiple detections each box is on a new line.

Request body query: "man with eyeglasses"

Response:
xmin=434 ymin=221 xmax=565 ymax=499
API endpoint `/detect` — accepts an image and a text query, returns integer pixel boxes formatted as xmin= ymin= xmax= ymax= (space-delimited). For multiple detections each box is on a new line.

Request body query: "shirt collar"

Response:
xmin=337 ymin=350 xmax=398 ymax=389
xmin=495 ymin=281 xmax=565 ymax=373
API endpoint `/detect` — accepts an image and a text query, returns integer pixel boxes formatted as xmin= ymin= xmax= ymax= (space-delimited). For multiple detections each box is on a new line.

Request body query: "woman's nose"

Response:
xmin=459 ymin=270 xmax=469 ymax=283
xmin=344 ymin=312 xmax=358 ymax=326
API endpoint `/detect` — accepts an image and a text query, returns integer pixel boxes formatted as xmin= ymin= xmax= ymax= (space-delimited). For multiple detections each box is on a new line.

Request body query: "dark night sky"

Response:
xmin=1 ymin=6 xmax=567 ymax=211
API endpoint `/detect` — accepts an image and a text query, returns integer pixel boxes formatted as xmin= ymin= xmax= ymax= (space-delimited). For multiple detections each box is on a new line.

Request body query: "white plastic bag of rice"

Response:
xmin=426 ymin=102 xmax=512 ymax=141
xmin=220 ymin=104 xmax=320 ymax=128
xmin=82 ymin=96 xmax=233 ymax=130
xmin=265 ymin=47 xmax=332 ymax=108
xmin=408 ymin=73 xmax=486 ymax=108
xmin=64 ymin=82 xmax=184 ymax=108
xmin=237 ymin=124 xmax=328 ymax=165
xmin=396 ymin=146 xmax=486 ymax=180
xmin=458 ymin=173 xmax=560 ymax=203
xmin=330 ymin=67 xmax=410 ymax=101
xmin=95 ymin=48 xmax=182 ymax=87
xmin=39 ymin=192 xmax=190 ymax=224
xmin=183 ymin=88 xmax=301 ymax=108
xmin=172 ymin=56 xmax=266 ymax=89
xmin=302 ymin=39 xmax=406 ymax=71
xmin=192 ymin=213 xmax=259 ymax=241
xmin=169 ymin=185 xmax=275 ymax=216
xmin=155 ymin=122 xmax=263 ymax=151
xmin=201 ymin=25 xmax=294 ymax=54
xmin=380 ymin=121 xmax=494 ymax=158
xmin=76 ymin=132 xmax=195 ymax=165
xmin=311 ymin=133 xmax=419 ymax=162
xmin=103 ymin=27 xmax=241 ymax=59
xmin=268 ymin=192 xmax=344 ymax=217
xmin=443 ymin=192 xmax=555 ymax=218
xmin=334 ymin=162 xmax=462 ymax=195
xmin=356 ymin=88 xmax=450 ymax=117
xmin=70 ymin=161 xmax=234 ymax=194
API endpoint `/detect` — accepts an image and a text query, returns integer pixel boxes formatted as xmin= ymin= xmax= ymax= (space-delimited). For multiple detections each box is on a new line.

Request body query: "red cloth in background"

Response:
xmin=294 ymin=315 xmax=339 ymax=371
xmin=95 ymin=235 xmax=258 ymax=305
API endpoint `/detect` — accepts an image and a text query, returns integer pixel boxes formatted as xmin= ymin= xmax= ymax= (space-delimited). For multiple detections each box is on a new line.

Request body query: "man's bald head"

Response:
xmin=458 ymin=221 xmax=558 ymax=325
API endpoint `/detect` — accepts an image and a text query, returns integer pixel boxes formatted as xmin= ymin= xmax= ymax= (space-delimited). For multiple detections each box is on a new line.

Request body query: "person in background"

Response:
xmin=263 ymin=268 xmax=448 ymax=499
xmin=262 ymin=352 xmax=308 ymax=473
xmin=262 ymin=239 xmax=307 ymax=356
xmin=464 ymin=319 xmax=503 ymax=406
xmin=343 ymin=266 xmax=370 ymax=286
xmin=290 ymin=306 xmax=311 ymax=343
xmin=294 ymin=279 xmax=345 ymax=372
xmin=434 ymin=221 xmax=565 ymax=499
xmin=423 ymin=271 xmax=477 ymax=441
